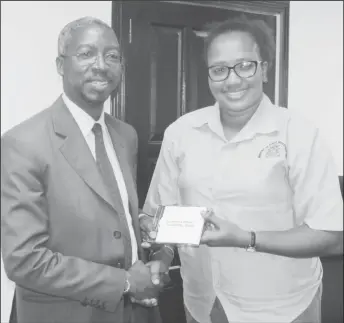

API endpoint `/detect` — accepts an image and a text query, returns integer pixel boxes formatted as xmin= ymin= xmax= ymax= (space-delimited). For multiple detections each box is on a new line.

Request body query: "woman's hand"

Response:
xmin=200 ymin=209 xmax=250 ymax=248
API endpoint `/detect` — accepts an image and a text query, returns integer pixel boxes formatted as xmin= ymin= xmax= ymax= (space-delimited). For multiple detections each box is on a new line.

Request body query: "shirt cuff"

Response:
xmin=138 ymin=213 xmax=154 ymax=220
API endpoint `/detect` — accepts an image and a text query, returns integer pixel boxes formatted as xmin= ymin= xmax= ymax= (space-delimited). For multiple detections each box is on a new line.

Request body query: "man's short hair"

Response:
xmin=58 ymin=17 xmax=114 ymax=57
xmin=203 ymin=15 xmax=276 ymax=69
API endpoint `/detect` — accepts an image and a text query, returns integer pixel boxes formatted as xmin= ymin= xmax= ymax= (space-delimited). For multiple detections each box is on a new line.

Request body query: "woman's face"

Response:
xmin=207 ymin=31 xmax=268 ymax=114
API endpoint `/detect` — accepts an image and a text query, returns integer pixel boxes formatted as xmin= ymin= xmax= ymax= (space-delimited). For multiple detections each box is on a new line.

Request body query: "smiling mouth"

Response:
xmin=225 ymin=89 xmax=247 ymax=100
xmin=88 ymin=81 xmax=109 ymax=91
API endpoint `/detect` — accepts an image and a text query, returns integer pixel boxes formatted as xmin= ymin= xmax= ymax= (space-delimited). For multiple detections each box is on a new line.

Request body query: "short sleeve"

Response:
xmin=288 ymin=119 xmax=343 ymax=231
xmin=143 ymin=126 xmax=180 ymax=216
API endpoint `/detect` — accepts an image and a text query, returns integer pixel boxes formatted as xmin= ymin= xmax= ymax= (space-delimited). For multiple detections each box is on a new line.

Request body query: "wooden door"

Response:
xmin=112 ymin=2 xmax=289 ymax=322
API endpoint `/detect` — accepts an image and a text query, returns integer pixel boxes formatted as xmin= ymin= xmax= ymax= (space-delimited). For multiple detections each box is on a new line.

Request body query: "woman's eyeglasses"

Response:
xmin=208 ymin=60 xmax=263 ymax=82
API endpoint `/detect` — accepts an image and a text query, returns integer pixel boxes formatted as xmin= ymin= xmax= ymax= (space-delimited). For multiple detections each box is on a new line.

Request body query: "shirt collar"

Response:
xmin=191 ymin=93 xmax=280 ymax=141
xmin=62 ymin=92 xmax=106 ymax=137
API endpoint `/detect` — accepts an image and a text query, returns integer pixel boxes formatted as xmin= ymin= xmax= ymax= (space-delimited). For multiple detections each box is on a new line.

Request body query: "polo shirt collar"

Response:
xmin=191 ymin=94 xmax=280 ymax=142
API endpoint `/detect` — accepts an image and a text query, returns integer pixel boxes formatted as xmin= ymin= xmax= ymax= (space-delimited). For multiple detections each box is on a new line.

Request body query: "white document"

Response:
xmin=155 ymin=206 xmax=207 ymax=245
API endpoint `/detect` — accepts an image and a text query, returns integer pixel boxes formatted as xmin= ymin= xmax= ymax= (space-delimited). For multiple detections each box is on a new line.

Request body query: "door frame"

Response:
xmin=110 ymin=0 xmax=290 ymax=119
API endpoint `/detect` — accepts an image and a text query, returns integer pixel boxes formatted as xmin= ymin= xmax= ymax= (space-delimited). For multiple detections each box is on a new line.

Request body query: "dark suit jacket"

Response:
xmin=1 ymin=96 xmax=164 ymax=323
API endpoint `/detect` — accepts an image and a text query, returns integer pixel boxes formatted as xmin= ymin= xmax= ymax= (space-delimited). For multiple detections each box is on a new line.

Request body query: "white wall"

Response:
xmin=288 ymin=1 xmax=343 ymax=175
xmin=0 ymin=2 xmax=112 ymax=321
xmin=1 ymin=1 xmax=112 ymax=135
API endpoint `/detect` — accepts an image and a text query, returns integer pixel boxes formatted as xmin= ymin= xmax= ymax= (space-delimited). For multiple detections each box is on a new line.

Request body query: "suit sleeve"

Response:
xmin=1 ymin=134 xmax=126 ymax=312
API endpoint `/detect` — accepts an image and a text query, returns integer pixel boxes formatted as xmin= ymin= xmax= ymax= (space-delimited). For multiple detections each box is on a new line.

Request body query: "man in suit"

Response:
xmin=1 ymin=16 xmax=173 ymax=323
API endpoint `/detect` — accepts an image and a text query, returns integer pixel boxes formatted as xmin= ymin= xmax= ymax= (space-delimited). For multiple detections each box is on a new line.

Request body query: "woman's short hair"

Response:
xmin=204 ymin=15 xmax=276 ymax=69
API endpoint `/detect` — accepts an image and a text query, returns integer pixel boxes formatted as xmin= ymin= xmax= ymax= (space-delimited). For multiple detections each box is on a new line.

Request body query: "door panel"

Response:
xmin=149 ymin=24 xmax=183 ymax=142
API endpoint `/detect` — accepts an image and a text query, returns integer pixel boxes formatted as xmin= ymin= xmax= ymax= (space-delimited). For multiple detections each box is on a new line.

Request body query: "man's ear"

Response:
xmin=261 ymin=61 xmax=269 ymax=83
xmin=56 ymin=56 xmax=64 ymax=77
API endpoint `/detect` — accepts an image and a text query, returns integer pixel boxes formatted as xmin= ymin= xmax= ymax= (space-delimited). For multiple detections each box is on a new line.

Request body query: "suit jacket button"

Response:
xmin=113 ymin=231 xmax=122 ymax=239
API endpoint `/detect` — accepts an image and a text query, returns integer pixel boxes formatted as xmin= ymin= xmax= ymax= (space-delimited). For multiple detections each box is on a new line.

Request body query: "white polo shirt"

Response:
xmin=62 ymin=93 xmax=138 ymax=265
xmin=143 ymin=94 xmax=343 ymax=323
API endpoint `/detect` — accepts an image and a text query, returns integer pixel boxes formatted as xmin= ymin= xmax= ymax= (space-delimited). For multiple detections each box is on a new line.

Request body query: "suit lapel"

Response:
xmin=105 ymin=116 xmax=145 ymax=259
xmin=51 ymin=97 xmax=118 ymax=212
xmin=105 ymin=116 xmax=138 ymax=211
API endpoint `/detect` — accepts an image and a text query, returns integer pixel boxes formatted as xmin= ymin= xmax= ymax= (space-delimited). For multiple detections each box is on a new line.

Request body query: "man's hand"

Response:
xmin=200 ymin=209 xmax=250 ymax=247
xmin=126 ymin=260 xmax=158 ymax=301
xmin=146 ymin=260 xmax=170 ymax=286
xmin=139 ymin=214 xmax=157 ymax=248
xmin=127 ymin=260 xmax=170 ymax=307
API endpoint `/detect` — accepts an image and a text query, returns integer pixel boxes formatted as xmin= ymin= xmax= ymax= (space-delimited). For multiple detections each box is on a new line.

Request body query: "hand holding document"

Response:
xmin=150 ymin=205 xmax=208 ymax=246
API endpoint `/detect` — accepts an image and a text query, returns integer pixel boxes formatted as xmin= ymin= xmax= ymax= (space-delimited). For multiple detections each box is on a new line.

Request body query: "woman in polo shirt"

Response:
xmin=140 ymin=16 xmax=343 ymax=323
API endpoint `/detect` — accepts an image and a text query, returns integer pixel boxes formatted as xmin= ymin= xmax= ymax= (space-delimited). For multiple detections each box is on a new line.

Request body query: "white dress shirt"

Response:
xmin=143 ymin=94 xmax=343 ymax=322
xmin=62 ymin=93 xmax=138 ymax=264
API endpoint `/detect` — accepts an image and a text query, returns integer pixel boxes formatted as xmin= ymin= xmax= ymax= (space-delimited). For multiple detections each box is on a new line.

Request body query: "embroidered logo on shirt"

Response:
xmin=258 ymin=141 xmax=287 ymax=159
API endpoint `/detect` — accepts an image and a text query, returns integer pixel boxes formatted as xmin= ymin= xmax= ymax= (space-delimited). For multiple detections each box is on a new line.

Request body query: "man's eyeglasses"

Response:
xmin=61 ymin=49 xmax=123 ymax=67
xmin=208 ymin=60 xmax=263 ymax=82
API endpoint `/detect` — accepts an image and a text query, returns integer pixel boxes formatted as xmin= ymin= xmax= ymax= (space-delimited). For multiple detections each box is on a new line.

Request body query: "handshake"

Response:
xmin=125 ymin=259 xmax=169 ymax=307
xmin=125 ymin=213 xmax=171 ymax=307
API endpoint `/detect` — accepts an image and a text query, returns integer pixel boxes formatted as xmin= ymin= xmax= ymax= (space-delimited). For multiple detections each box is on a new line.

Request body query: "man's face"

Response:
xmin=57 ymin=24 xmax=122 ymax=107
xmin=207 ymin=31 xmax=268 ymax=114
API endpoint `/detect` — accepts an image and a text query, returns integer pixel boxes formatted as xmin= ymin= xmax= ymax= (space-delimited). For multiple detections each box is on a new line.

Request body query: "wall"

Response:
xmin=0 ymin=2 xmax=112 ymax=321
xmin=1 ymin=1 xmax=112 ymax=135
xmin=288 ymin=1 xmax=343 ymax=175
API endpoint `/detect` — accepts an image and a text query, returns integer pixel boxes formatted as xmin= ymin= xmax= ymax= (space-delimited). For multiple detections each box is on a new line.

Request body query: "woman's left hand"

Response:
xmin=200 ymin=209 xmax=249 ymax=247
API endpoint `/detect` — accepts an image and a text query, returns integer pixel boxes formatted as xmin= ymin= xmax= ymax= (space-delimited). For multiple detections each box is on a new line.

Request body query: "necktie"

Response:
xmin=92 ymin=123 xmax=132 ymax=267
